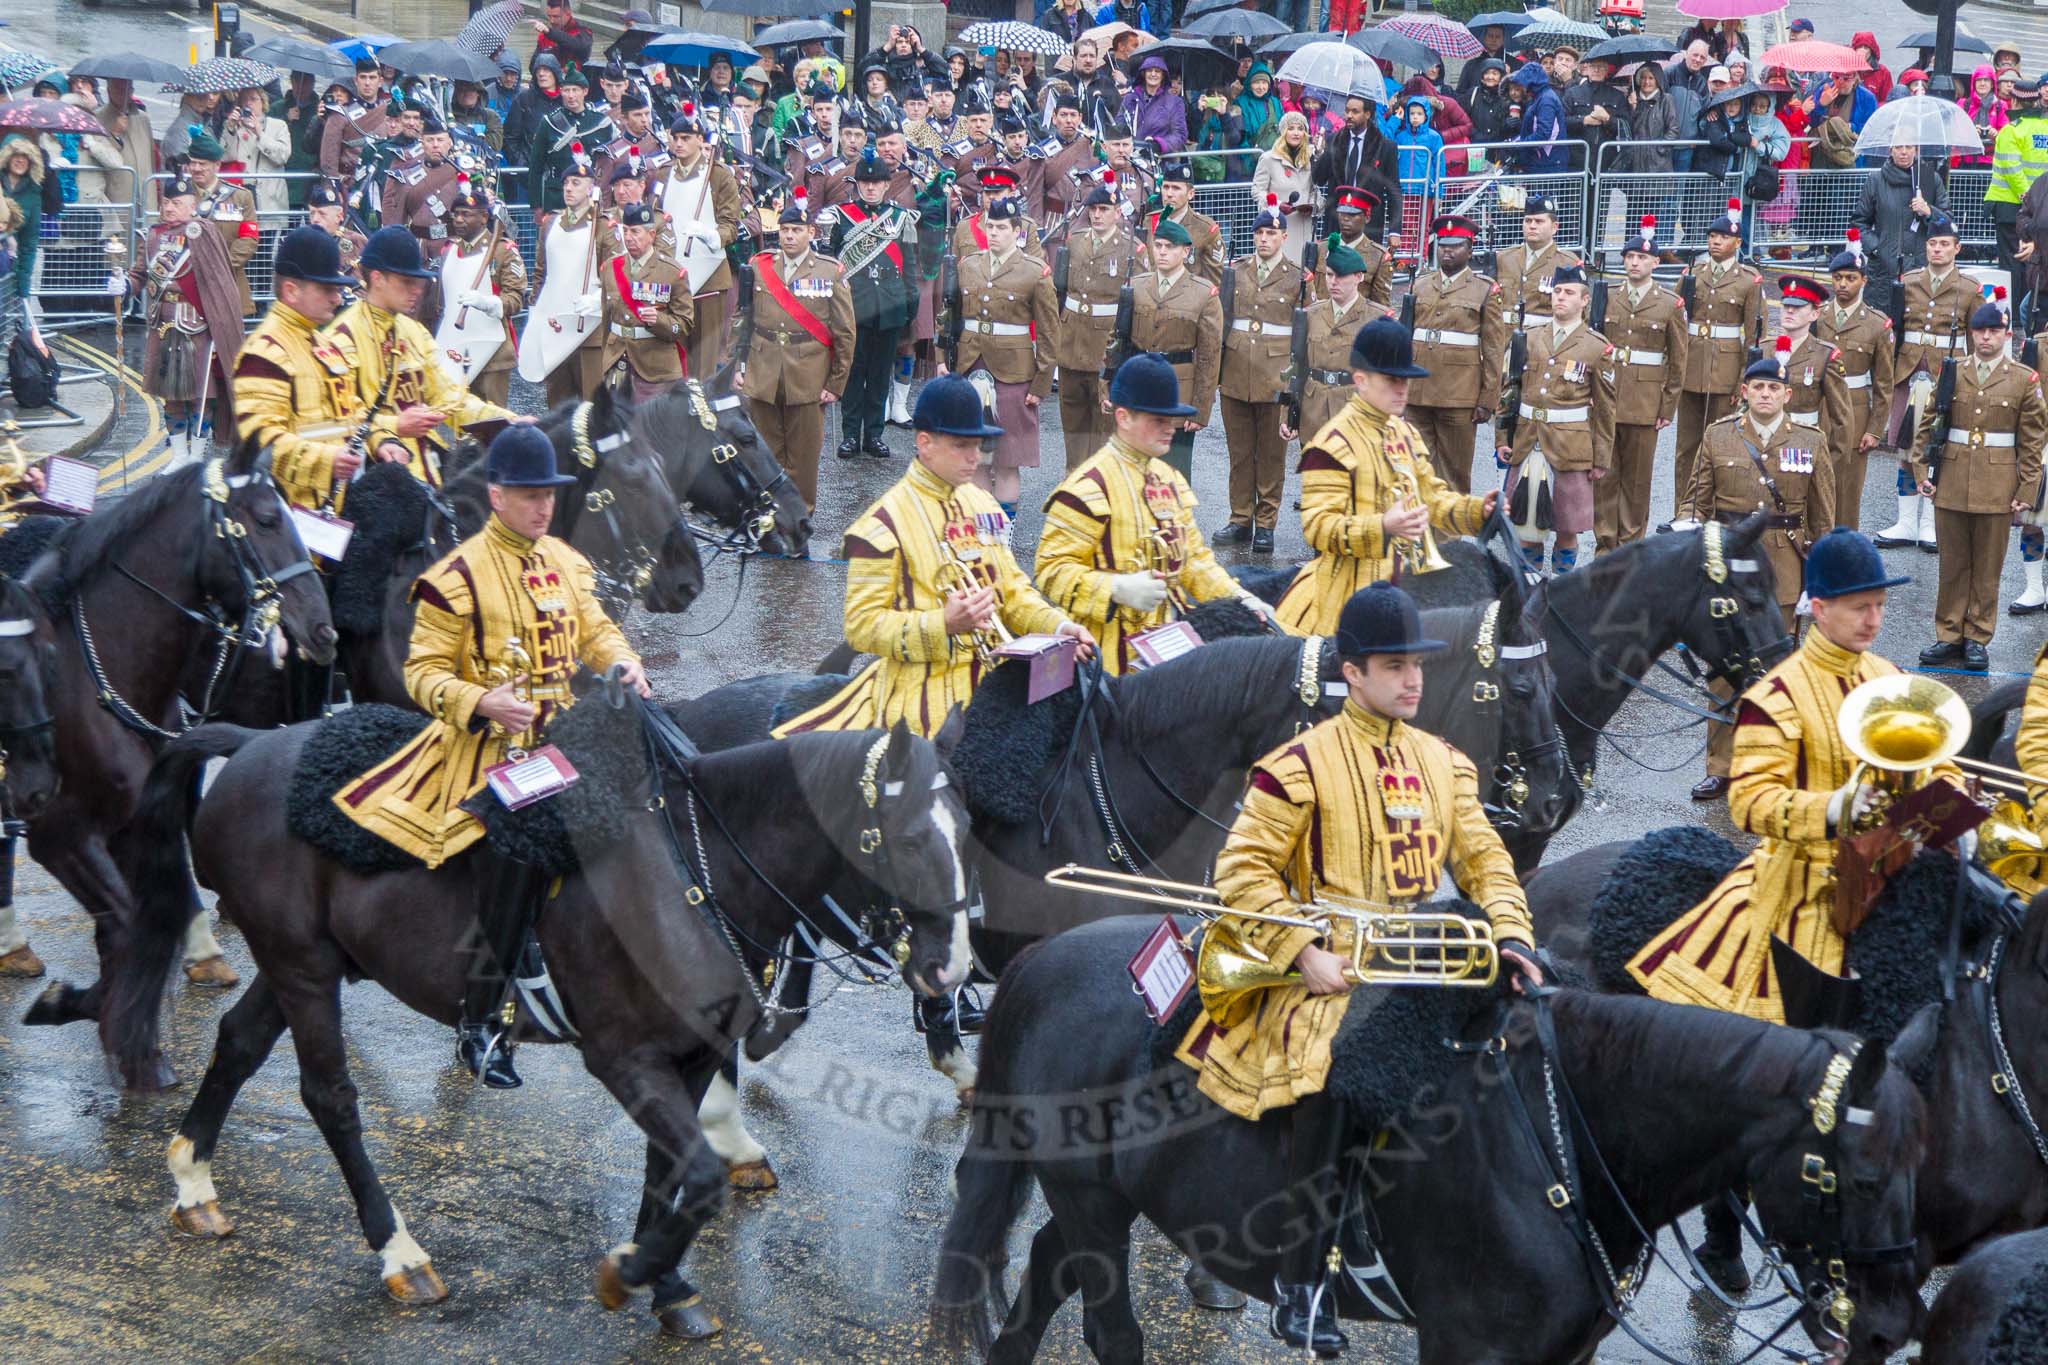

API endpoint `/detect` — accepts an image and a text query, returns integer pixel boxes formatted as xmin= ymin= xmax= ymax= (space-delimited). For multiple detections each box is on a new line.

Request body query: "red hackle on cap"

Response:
xmin=1997 ymin=285 xmax=2009 ymax=301
xmin=1727 ymin=197 xmax=1740 ymax=211
xmin=1266 ymin=192 xmax=1277 ymax=206
xmin=570 ymin=141 xmax=583 ymax=154
xmin=1104 ymin=169 xmax=1116 ymax=184
xmin=683 ymin=101 xmax=695 ymax=116
xmin=1776 ymin=335 xmax=1791 ymax=352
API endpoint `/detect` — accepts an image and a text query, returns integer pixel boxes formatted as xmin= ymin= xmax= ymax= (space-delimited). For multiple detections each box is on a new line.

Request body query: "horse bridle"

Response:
xmin=564 ymin=401 xmax=675 ymax=613
xmin=79 ymin=459 xmax=318 ymax=741
xmin=1498 ymin=995 xmax=1914 ymax=1363
xmin=0 ymin=611 xmax=54 ymax=789
xmin=1459 ymin=601 xmax=1569 ymax=832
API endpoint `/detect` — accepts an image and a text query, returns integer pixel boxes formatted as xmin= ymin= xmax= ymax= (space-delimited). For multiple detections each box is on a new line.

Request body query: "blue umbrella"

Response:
xmin=328 ymin=34 xmax=400 ymax=63
xmin=1464 ymin=11 xmax=1534 ymax=36
xmin=639 ymin=31 xmax=761 ymax=68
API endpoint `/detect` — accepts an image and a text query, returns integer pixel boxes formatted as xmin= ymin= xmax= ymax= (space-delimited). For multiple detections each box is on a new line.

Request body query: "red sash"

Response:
xmin=611 ymin=255 xmax=688 ymax=374
xmin=970 ymin=214 xmax=989 ymax=251
xmin=840 ymin=204 xmax=905 ymax=272
xmin=754 ymin=253 xmax=834 ymax=348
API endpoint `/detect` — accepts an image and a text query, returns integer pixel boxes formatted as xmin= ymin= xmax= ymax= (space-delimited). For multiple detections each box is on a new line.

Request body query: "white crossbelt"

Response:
xmin=1230 ymin=318 xmax=1291 ymax=336
xmin=1692 ymin=323 xmax=1742 ymax=339
xmin=1520 ymin=402 xmax=1589 ymax=423
xmin=967 ymin=319 xmax=1031 ymax=336
xmin=1843 ymin=373 xmax=1871 ymax=389
xmin=1063 ymin=299 xmax=1117 ymax=316
xmin=1947 ymin=428 xmax=2017 ymax=447
xmin=1415 ymin=327 xmax=1478 ymax=347
xmin=1613 ymin=348 xmax=1664 ymax=365
xmin=1906 ymin=330 xmax=1967 ymax=348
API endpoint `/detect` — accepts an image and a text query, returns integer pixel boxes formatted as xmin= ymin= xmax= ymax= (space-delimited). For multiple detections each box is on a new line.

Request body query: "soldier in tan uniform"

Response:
xmin=1495 ymin=264 xmax=1615 ymax=575
xmin=941 ymin=199 xmax=1059 ymax=511
xmin=1113 ymin=218 xmax=1224 ymax=481
xmin=183 ymin=130 xmax=260 ymax=319
xmin=598 ymin=202 xmax=693 ymax=401
xmin=1912 ymin=296 xmax=2048 ymax=672
xmin=1597 ymin=219 xmax=1687 ymax=552
xmin=1051 ymin=182 xmax=1137 ymax=469
xmin=650 ymin=104 xmax=742 ymax=376
xmin=1770 ymin=275 xmax=1852 ymax=470
xmin=1404 ymin=214 xmax=1506 ymax=495
xmin=1491 ymin=193 xmax=1581 ymax=321
xmin=381 ymin=114 xmax=465 ymax=254
xmin=1214 ymin=201 xmax=1303 ymax=553
xmin=741 ymin=195 xmax=857 ymax=513
xmin=1813 ymin=241 xmax=1896 ymax=531
xmin=1289 ymin=239 xmax=1374 ymax=442
xmin=1876 ymin=216 xmax=1979 ymax=551
xmin=1673 ymin=200 xmax=1765 ymax=523
xmin=950 ymin=163 xmax=1044 ymax=260
xmin=1311 ymin=185 xmax=1394 ymax=309
xmin=429 ymin=181 xmax=526 ymax=408
xmin=1146 ymin=164 xmax=1225 ymax=284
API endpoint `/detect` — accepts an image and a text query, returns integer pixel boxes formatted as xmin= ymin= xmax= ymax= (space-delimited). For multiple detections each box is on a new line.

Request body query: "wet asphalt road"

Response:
xmin=0 ymin=2 xmax=2010 ymax=1358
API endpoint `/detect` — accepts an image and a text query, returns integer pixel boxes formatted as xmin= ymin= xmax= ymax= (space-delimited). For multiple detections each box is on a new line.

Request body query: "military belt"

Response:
xmin=1843 ymin=373 xmax=1871 ymax=389
xmin=1520 ymin=402 xmax=1589 ymax=423
xmin=1159 ymin=349 xmax=1196 ymax=364
xmin=618 ymin=325 xmax=658 ymax=340
xmin=1907 ymin=330 xmax=1968 ymax=349
xmin=1415 ymin=327 xmax=1478 ymax=347
xmin=1718 ymin=511 xmax=1801 ymax=530
xmin=1612 ymin=348 xmax=1664 ymax=366
xmin=1063 ymin=299 xmax=1117 ymax=316
xmin=1230 ymin=318 xmax=1291 ymax=336
xmin=1692 ymin=323 xmax=1742 ymax=340
xmin=966 ymin=320 xmax=1031 ymax=336
xmin=1309 ymin=367 xmax=1350 ymax=385
xmin=1947 ymin=428 xmax=2017 ymax=448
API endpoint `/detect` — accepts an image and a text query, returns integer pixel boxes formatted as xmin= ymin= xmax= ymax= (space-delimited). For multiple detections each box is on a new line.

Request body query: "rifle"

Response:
xmin=1301 ymin=236 xmax=1319 ymax=281
xmin=1921 ymin=321 xmax=1961 ymax=492
xmin=1497 ymin=297 xmax=1529 ymax=452
xmin=939 ymin=252 xmax=964 ymax=372
xmin=1589 ymin=278 xmax=1609 ymax=334
xmin=731 ymin=260 xmax=756 ymax=370
xmin=1053 ymin=243 xmax=1071 ymax=310
xmin=1102 ymin=278 xmax=1136 ymax=383
xmin=1398 ymin=290 xmax=1416 ymax=331
xmin=1219 ymin=258 xmax=1237 ymax=335
xmin=1676 ymin=268 xmax=1696 ymax=319
xmin=1283 ymin=305 xmax=1308 ymax=435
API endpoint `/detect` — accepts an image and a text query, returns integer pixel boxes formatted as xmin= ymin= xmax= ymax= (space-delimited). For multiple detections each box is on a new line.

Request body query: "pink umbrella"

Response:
xmin=0 ymin=97 xmax=106 ymax=137
xmin=1676 ymin=0 xmax=1786 ymax=19
xmin=1758 ymin=39 xmax=1871 ymax=75
xmin=1378 ymin=14 xmax=1483 ymax=62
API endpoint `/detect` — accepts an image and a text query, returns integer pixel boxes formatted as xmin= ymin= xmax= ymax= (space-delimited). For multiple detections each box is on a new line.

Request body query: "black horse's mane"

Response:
xmin=38 ymin=463 xmax=207 ymax=603
xmin=1112 ymin=633 xmax=1315 ymax=745
xmin=695 ymin=726 xmax=943 ymax=841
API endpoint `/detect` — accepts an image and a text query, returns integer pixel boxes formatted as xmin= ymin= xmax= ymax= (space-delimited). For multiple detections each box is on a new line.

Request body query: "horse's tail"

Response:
xmin=1963 ymin=678 xmax=2030 ymax=763
xmin=103 ymin=724 xmax=260 ymax=1088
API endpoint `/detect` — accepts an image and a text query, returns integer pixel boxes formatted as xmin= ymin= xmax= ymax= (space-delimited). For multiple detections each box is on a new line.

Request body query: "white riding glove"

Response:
xmin=1955 ymin=826 xmax=1980 ymax=864
xmin=1239 ymin=592 xmax=1277 ymax=621
xmin=461 ymin=289 xmax=502 ymax=318
xmin=1108 ymin=572 xmax=1169 ymax=612
xmin=571 ymin=291 xmax=602 ymax=320
xmin=1826 ymin=781 xmax=1880 ymax=833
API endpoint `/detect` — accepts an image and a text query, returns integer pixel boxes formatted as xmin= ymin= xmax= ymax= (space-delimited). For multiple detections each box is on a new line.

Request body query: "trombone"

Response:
xmin=933 ymin=541 xmax=1013 ymax=671
xmin=1044 ymin=864 xmax=1499 ymax=1027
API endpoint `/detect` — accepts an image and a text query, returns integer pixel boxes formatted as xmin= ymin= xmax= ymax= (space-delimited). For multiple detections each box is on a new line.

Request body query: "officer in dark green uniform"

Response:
xmin=527 ymin=66 xmax=613 ymax=212
xmin=825 ymin=147 xmax=918 ymax=459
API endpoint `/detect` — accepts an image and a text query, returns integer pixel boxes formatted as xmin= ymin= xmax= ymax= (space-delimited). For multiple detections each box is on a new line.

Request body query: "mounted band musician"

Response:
xmin=775 ymin=376 xmax=1093 ymax=739
xmin=333 ymin=424 xmax=644 ymax=1088
xmin=1173 ymin=580 xmax=1542 ymax=1355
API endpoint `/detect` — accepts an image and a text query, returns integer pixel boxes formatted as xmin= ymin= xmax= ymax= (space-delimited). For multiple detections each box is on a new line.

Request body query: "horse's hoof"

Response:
xmin=170 ymin=1200 xmax=235 ymax=1239
xmin=1183 ymin=1262 xmax=1247 ymax=1311
xmin=655 ymin=1295 xmax=724 ymax=1340
xmin=20 ymin=980 xmax=79 ymax=1026
xmin=726 ymin=1158 xmax=778 ymax=1192
xmin=184 ymin=956 xmax=240 ymax=988
xmin=956 ymin=1086 xmax=976 ymax=1108
xmin=0 ymin=944 xmax=45 ymax=978
xmin=1691 ymin=1241 xmax=1751 ymax=1297
xmin=595 ymin=1250 xmax=644 ymax=1311
xmin=383 ymin=1261 xmax=448 ymax=1305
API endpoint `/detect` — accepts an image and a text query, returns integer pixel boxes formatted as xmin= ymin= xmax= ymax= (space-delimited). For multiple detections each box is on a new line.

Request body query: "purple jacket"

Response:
xmin=1121 ymin=55 xmax=1188 ymax=154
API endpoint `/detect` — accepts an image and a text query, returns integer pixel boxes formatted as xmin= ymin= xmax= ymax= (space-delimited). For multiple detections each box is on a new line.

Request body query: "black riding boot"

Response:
xmin=1693 ymin=1189 xmax=1753 ymax=1294
xmin=1270 ymin=1091 xmax=1350 ymax=1358
xmin=286 ymin=656 xmax=333 ymax=724
xmin=912 ymin=984 xmax=986 ymax=1036
xmin=457 ymin=848 xmax=550 ymax=1089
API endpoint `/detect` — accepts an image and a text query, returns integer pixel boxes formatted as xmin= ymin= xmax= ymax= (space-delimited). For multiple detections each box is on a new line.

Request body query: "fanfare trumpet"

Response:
xmin=1142 ymin=525 xmax=1182 ymax=620
xmin=1391 ymin=459 xmax=1452 ymax=576
xmin=932 ymin=540 xmax=1013 ymax=671
xmin=1043 ymin=865 xmax=1499 ymax=1027
xmin=484 ymin=637 xmax=538 ymax=757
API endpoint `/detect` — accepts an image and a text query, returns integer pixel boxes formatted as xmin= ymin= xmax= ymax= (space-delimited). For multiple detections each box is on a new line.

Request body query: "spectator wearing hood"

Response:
xmin=503 ymin=52 xmax=563 ymax=180
xmin=1237 ymin=62 xmax=1284 ymax=151
xmin=1400 ymin=73 xmax=1469 ymax=169
xmin=1459 ymin=28 xmax=1513 ymax=101
xmin=1958 ymin=65 xmax=2007 ymax=167
xmin=1465 ymin=58 xmax=1514 ymax=147
xmin=0 ymin=137 xmax=43 ymax=301
xmin=1394 ymin=94 xmax=1444 ymax=220
xmin=488 ymin=53 xmax=523 ymax=121
xmin=1623 ymin=61 xmax=1680 ymax=171
xmin=1121 ymin=54 xmax=1187 ymax=155
xmin=1507 ymin=63 xmax=1568 ymax=173
xmin=1853 ymin=33 xmax=1891 ymax=105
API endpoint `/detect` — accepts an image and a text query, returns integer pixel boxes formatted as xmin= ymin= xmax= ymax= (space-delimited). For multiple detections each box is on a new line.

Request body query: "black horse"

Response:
xmin=0 ymin=575 xmax=59 ymax=979
xmin=1527 ymin=841 xmax=2048 ymax=1288
xmin=14 ymin=448 xmax=335 ymax=1037
xmin=931 ymin=918 xmax=1928 ymax=1363
xmin=665 ymin=370 xmax=812 ymax=559
xmin=103 ymin=714 xmax=971 ymax=1337
xmin=1918 ymin=1226 xmax=2048 ymax=1362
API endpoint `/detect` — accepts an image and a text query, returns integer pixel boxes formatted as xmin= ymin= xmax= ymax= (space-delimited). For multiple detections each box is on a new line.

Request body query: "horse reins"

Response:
xmin=562 ymin=400 xmax=669 ymax=616
xmin=0 ymin=609 xmax=53 ymax=783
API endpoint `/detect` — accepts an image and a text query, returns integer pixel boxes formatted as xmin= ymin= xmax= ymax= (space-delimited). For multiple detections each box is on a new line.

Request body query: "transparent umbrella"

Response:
xmin=1275 ymin=42 xmax=1387 ymax=106
xmin=1854 ymin=95 xmax=1985 ymax=155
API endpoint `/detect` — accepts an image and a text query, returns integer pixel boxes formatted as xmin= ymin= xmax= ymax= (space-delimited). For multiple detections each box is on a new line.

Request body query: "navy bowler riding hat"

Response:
xmin=486 ymin=425 xmax=579 ymax=489
xmin=272 ymin=225 xmax=356 ymax=288
xmin=1803 ymin=528 xmax=1911 ymax=600
xmin=1350 ymin=317 xmax=1429 ymax=379
xmin=360 ymin=225 xmax=437 ymax=280
xmin=1109 ymin=352 xmax=1197 ymax=418
xmin=1334 ymin=582 xmax=1447 ymax=658
xmin=913 ymin=375 xmax=1004 ymax=438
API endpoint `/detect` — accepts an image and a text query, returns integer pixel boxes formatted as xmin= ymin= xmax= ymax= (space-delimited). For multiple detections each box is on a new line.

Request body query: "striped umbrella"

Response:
xmin=1378 ymin=14 xmax=1483 ymax=62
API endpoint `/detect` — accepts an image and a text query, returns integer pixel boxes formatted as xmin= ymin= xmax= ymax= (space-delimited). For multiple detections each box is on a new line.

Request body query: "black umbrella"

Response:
xmin=1185 ymin=0 xmax=1250 ymax=17
xmin=1465 ymin=11 xmax=1535 ymax=37
xmin=1181 ymin=9 xmax=1291 ymax=42
xmin=378 ymin=39 xmax=502 ymax=84
xmin=1584 ymin=35 xmax=1677 ymax=66
xmin=242 ymin=36 xmax=355 ymax=84
xmin=699 ymin=0 xmax=844 ymax=16
xmin=1899 ymin=30 xmax=1991 ymax=54
xmin=1707 ymin=81 xmax=1768 ymax=110
xmin=1143 ymin=35 xmax=1238 ymax=92
xmin=749 ymin=18 xmax=848 ymax=48
xmin=1348 ymin=28 xmax=1440 ymax=72
xmin=1258 ymin=32 xmax=1333 ymax=59
xmin=68 ymin=52 xmax=187 ymax=86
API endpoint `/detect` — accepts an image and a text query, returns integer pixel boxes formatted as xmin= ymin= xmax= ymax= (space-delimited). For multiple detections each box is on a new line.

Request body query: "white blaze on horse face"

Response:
xmin=697 ymin=1070 xmax=768 ymax=1166
xmin=929 ymin=784 xmax=969 ymax=907
xmin=265 ymin=623 xmax=287 ymax=669
xmin=167 ymin=1135 xmax=218 ymax=1209
xmin=379 ymin=1208 xmax=432 ymax=1279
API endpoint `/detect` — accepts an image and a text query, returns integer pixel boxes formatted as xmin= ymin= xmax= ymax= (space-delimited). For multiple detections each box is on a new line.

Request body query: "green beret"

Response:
xmin=1323 ymin=233 xmax=1366 ymax=277
xmin=560 ymin=65 xmax=589 ymax=89
xmin=185 ymin=128 xmax=225 ymax=162
xmin=1151 ymin=219 xmax=1192 ymax=248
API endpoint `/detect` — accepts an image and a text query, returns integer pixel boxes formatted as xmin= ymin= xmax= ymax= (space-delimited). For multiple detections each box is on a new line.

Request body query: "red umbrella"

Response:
xmin=1758 ymin=40 xmax=1871 ymax=76
xmin=0 ymin=97 xmax=107 ymax=137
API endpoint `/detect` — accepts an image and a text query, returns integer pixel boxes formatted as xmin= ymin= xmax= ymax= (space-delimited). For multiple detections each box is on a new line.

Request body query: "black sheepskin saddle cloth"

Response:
xmin=1150 ymin=901 xmax=1510 ymax=1133
xmin=0 ymin=515 xmax=72 ymax=612
xmin=286 ymin=690 xmax=656 ymax=879
xmin=331 ymin=463 xmax=444 ymax=636
xmin=1989 ymin=1254 xmax=2048 ymax=1364
xmin=1589 ymin=825 xmax=1996 ymax=1044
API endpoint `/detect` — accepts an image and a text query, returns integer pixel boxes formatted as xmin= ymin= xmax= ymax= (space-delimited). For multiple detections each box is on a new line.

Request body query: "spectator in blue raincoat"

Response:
xmin=1507 ymin=62 xmax=1569 ymax=173
xmin=1394 ymin=95 xmax=1443 ymax=203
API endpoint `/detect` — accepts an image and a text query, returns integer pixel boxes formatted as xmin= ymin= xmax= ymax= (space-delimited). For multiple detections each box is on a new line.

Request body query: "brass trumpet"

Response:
xmin=1142 ymin=526 xmax=1183 ymax=620
xmin=1391 ymin=460 xmax=1452 ymax=577
xmin=933 ymin=542 xmax=1013 ymax=671
xmin=1043 ymin=865 xmax=1499 ymax=1027
xmin=1835 ymin=675 xmax=1974 ymax=832
xmin=485 ymin=637 xmax=539 ymax=756
xmin=0 ymin=422 xmax=34 ymax=532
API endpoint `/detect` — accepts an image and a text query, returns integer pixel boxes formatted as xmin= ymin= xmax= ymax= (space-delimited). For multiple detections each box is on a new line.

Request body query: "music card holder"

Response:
xmin=485 ymin=744 xmax=580 ymax=811
xmin=1831 ymin=776 xmax=1989 ymax=937
xmin=37 ymin=456 xmax=96 ymax=515
xmin=1128 ymin=620 xmax=1204 ymax=668
xmin=994 ymin=633 xmax=1078 ymax=703
xmin=1126 ymin=915 xmax=1196 ymax=1023
xmin=289 ymin=505 xmax=355 ymax=563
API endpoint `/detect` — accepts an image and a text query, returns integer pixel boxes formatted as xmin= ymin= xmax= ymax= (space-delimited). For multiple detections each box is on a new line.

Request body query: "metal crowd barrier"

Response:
xmin=1431 ymin=140 xmax=1593 ymax=261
